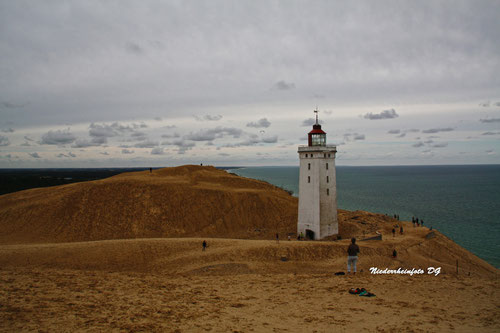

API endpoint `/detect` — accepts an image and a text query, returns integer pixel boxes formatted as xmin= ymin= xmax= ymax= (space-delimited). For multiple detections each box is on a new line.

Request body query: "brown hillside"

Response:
xmin=0 ymin=165 xmax=297 ymax=244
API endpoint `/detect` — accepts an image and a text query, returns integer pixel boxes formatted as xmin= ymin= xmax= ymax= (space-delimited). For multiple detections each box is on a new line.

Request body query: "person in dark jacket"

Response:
xmin=347 ymin=238 xmax=360 ymax=275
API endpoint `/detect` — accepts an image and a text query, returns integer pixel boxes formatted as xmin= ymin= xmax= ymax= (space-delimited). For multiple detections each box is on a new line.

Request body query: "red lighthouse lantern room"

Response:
xmin=308 ymin=109 xmax=326 ymax=146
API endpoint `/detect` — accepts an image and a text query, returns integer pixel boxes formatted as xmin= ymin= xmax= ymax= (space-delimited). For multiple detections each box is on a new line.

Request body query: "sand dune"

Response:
xmin=0 ymin=165 xmax=498 ymax=332
xmin=0 ymin=165 xmax=297 ymax=244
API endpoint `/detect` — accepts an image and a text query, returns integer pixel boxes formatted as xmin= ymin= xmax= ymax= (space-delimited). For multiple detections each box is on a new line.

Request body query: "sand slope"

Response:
xmin=0 ymin=237 xmax=499 ymax=332
xmin=0 ymin=165 xmax=297 ymax=243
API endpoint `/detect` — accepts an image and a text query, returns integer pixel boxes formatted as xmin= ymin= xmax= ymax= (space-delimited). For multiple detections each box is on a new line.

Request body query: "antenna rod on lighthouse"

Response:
xmin=314 ymin=107 xmax=319 ymax=125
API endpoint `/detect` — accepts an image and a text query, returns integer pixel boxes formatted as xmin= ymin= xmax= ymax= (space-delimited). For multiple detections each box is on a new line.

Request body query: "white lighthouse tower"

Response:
xmin=298 ymin=109 xmax=338 ymax=240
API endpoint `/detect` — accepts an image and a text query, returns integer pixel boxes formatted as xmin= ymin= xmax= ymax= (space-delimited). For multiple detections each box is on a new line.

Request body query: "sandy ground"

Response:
xmin=1 ymin=238 xmax=498 ymax=333
xmin=1 ymin=167 xmax=498 ymax=332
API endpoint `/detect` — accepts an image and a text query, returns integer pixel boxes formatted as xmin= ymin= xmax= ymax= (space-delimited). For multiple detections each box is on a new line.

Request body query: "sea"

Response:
xmin=1 ymin=165 xmax=499 ymax=269
xmin=228 ymin=165 xmax=500 ymax=269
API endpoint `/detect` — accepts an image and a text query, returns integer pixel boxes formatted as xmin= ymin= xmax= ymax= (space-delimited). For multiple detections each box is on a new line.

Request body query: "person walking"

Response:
xmin=347 ymin=238 xmax=360 ymax=275
xmin=392 ymin=228 xmax=396 ymax=237
xmin=202 ymin=240 xmax=207 ymax=251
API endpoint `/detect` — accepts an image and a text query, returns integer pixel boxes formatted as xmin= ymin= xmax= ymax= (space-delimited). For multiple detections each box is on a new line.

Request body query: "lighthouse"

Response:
xmin=297 ymin=109 xmax=338 ymax=240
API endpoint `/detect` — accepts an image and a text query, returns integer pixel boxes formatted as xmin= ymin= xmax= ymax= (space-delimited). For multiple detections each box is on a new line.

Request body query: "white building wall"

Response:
xmin=298 ymin=146 xmax=338 ymax=240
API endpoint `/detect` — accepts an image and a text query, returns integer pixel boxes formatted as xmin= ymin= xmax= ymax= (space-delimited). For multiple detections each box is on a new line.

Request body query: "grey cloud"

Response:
xmin=184 ymin=127 xmax=243 ymax=141
xmin=168 ymin=140 xmax=195 ymax=154
xmin=0 ymin=135 xmax=10 ymax=146
xmin=396 ymin=133 xmax=406 ymax=138
xmin=388 ymin=129 xmax=400 ymax=134
xmin=134 ymin=141 xmax=159 ymax=148
xmin=195 ymin=114 xmax=223 ymax=121
xmin=161 ymin=133 xmax=180 ymax=138
xmin=29 ymin=152 xmax=41 ymax=158
xmin=129 ymin=131 xmax=147 ymax=141
xmin=364 ymin=109 xmax=398 ymax=120
xmin=343 ymin=133 xmax=365 ymax=142
xmin=412 ymin=142 xmax=424 ymax=147
xmin=406 ymin=129 xmax=420 ymax=133
xmin=122 ymin=149 xmax=135 ymax=154
xmin=163 ymin=125 xmax=177 ymax=129
xmin=71 ymin=138 xmax=102 ymax=148
xmin=301 ymin=118 xmax=323 ymax=126
xmin=1 ymin=128 xmax=14 ymax=133
xmin=273 ymin=80 xmax=295 ymax=90
xmin=89 ymin=123 xmax=117 ymax=138
xmin=41 ymin=129 xmax=76 ymax=145
xmin=89 ymin=122 xmax=146 ymax=139
xmin=432 ymin=142 xmax=448 ymax=148
xmin=224 ymin=135 xmax=278 ymax=147
xmin=218 ymin=153 xmax=230 ymax=156
xmin=24 ymin=135 xmax=34 ymax=141
xmin=486 ymin=149 xmax=494 ymax=154
xmin=154 ymin=117 xmax=162 ymax=121
xmin=261 ymin=135 xmax=278 ymax=143
xmin=422 ymin=127 xmax=454 ymax=133
xmin=495 ymin=102 xmax=500 ymax=107
xmin=424 ymin=140 xmax=434 ymax=144
xmin=1 ymin=102 xmax=25 ymax=108
xmin=151 ymin=147 xmax=165 ymax=155
xmin=479 ymin=101 xmax=490 ymax=107
xmin=20 ymin=142 xmax=31 ymax=146
xmin=247 ymin=118 xmax=271 ymax=128
xmin=56 ymin=152 xmax=76 ymax=158
xmin=482 ymin=131 xmax=500 ymax=135
xmin=125 ymin=42 xmax=143 ymax=54
xmin=133 ymin=122 xmax=148 ymax=129
xmin=480 ymin=118 xmax=500 ymax=123
xmin=100 ymin=152 xmax=109 ymax=155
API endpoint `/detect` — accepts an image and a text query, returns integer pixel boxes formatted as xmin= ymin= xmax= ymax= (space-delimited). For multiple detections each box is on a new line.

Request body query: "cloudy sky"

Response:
xmin=1 ymin=0 xmax=499 ymax=167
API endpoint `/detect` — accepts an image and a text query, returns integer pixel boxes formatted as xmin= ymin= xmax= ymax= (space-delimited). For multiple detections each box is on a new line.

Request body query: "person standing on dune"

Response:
xmin=347 ymin=238 xmax=360 ymax=275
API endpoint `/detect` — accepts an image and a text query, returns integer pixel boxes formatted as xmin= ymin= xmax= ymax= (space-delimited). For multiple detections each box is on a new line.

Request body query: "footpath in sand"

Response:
xmin=0 ymin=165 xmax=499 ymax=332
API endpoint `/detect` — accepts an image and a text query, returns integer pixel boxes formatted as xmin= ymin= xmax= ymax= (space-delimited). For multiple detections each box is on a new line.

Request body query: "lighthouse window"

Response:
xmin=308 ymin=163 xmax=310 ymax=170
xmin=305 ymin=154 xmax=308 ymax=157
xmin=324 ymin=153 xmax=326 ymax=158
xmin=328 ymin=154 xmax=331 ymax=158
xmin=308 ymin=176 xmax=310 ymax=183
xmin=327 ymin=176 xmax=329 ymax=183
xmin=327 ymin=189 xmax=330 ymax=195
xmin=326 ymin=163 xmax=329 ymax=170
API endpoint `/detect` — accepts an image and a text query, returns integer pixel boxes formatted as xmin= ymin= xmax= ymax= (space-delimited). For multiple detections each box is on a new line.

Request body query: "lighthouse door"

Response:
xmin=305 ymin=229 xmax=315 ymax=240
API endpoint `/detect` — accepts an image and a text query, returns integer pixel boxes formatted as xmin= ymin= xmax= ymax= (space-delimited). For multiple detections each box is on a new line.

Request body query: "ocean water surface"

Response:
xmin=229 ymin=165 xmax=500 ymax=269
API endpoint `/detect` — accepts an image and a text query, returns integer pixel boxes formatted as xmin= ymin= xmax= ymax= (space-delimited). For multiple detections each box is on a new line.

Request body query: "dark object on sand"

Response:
xmin=334 ymin=272 xmax=345 ymax=275
xmin=426 ymin=231 xmax=436 ymax=239
xmin=349 ymin=288 xmax=376 ymax=297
